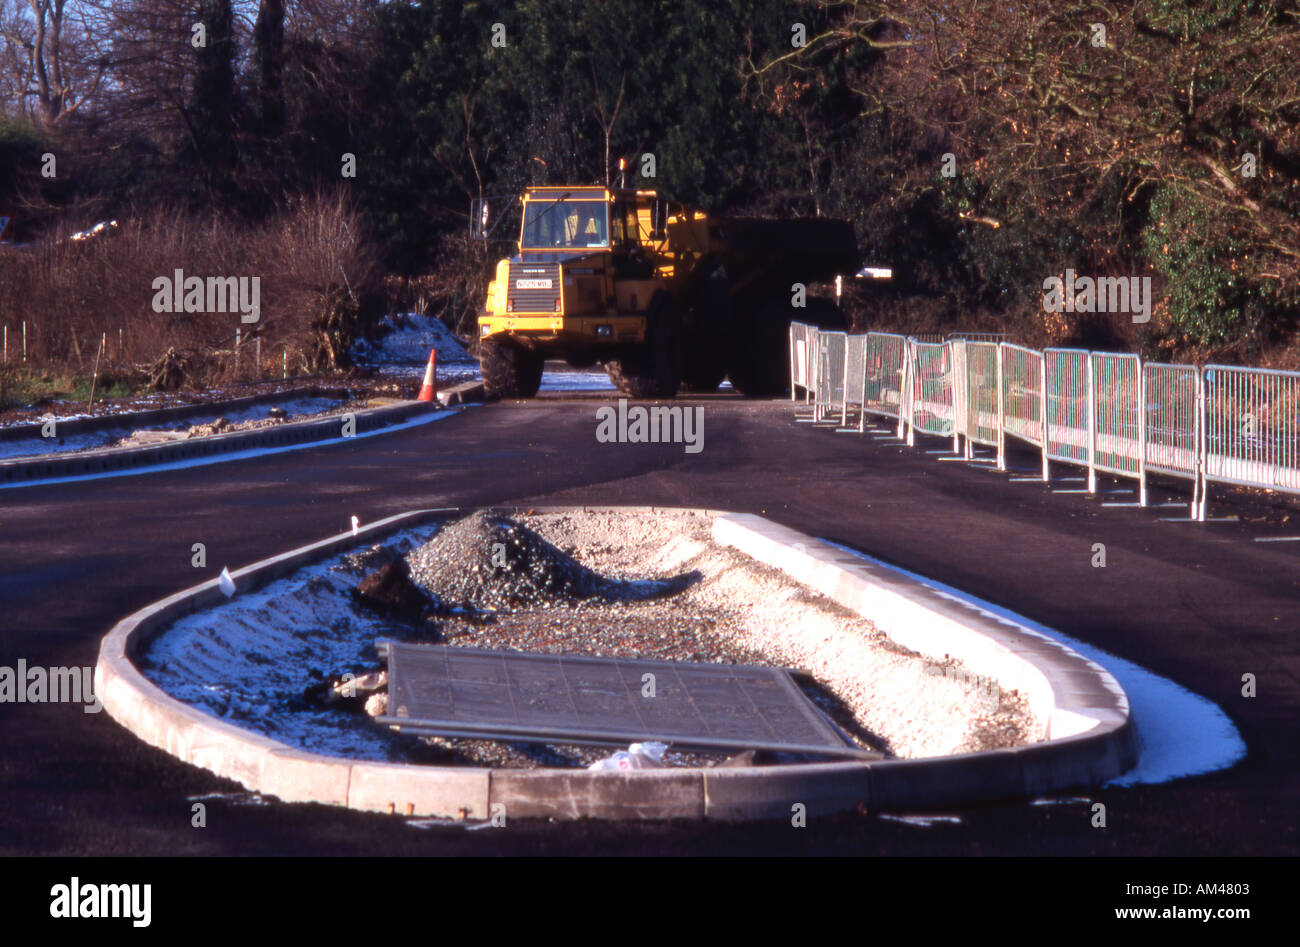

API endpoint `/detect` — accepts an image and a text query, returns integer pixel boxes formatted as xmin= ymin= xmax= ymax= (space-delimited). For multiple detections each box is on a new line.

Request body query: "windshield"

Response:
xmin=522 ymin=200 xmax=609 ymax=249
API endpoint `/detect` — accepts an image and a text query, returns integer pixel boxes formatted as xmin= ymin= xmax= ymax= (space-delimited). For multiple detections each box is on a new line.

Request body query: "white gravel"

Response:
xmin=523 ymin=510 xmax=1037 ymax=758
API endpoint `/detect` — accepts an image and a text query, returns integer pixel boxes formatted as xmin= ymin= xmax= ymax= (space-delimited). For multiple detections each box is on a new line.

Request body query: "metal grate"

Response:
xmin=506 ymin=262 xmax=561 ymax=312
xmin=376 ymin=643 xmax=873 ymax=759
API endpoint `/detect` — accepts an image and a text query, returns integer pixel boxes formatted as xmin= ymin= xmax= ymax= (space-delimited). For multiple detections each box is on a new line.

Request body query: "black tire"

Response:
xmin=605 ymin=292 xmax=682 ymax=398
xmin=726 ymin=298 xmax=791 ymax=397
xmin=479 ymin=340 xmax=544 ymax=399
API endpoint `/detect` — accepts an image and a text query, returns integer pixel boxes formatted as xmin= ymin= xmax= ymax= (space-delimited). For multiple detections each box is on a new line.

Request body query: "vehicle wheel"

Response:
xmin=479 ymin=340 xmax=544 ymax=399
xmin=605 ymin=292 xmax=682 ymax=398
xmin=726 ymin=298 xmax=791 ymax=397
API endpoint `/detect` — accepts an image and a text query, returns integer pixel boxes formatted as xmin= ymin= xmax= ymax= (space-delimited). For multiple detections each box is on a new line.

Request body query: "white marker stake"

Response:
xmin=218 ymin=567 xmax=236 ymax=598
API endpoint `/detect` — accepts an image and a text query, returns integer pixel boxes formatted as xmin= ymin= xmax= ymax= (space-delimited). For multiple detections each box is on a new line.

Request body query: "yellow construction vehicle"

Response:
xmin=473 ymin=180 xmax=857 ymax=398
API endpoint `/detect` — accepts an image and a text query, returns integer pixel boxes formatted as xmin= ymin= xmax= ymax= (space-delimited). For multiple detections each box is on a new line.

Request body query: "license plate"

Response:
xmin=515 ymin=278 xmax=552 ymax=289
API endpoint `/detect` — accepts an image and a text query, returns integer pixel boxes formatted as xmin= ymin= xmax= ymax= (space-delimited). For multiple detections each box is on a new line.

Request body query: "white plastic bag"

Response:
xmin=587 ymin=741 xmax=669 ymax=771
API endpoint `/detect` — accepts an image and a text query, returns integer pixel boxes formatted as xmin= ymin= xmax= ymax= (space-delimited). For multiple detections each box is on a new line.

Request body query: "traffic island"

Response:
xmin=95 ymin=507 xmax=1136 ymax=821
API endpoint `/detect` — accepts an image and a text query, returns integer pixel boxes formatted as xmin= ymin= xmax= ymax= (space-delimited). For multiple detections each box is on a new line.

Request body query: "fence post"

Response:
xmin=905 ymin=339 xmax=916 ymax=446
xmin=995 ymin=343 xmax=1006 ymax=471
xmin=963 ymin=346 xmax=974 ymax=461
xmin=852 ymin=335 xmax=863 ymax=434
xmin=789 ymin=324 xmax=798 ymax=403
xmin=1195 ymin=366 xmax=1207 ymax=521
xmin=1039 ymin=354 xmax=1050 ymax=482
xmin=1137 ymin=357 xmax=1148 ymax=506
xmin=896 ymin=339 xmax=910 ymax=440
xmin=951 ymin=341 xmax=961 ymax=455
xmin=841 ymin=340 xmax=850 ymax=428
xmin=1086 ymin=354 xmax=1097 ymax=494
xmin=805 ymin=328 xmax=815 ymax=407
xmin=814 ymin=333 xmax=823 ymax=423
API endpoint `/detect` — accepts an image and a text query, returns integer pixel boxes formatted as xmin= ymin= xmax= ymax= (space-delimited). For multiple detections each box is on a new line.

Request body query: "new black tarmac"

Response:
xmin=0 ymin=391 xmax=1295 ymax=855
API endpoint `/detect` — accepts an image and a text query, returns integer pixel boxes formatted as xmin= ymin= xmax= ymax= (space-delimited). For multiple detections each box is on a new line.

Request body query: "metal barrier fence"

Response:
xmin=905 ymin=339 xmax=959 ymax=450
xmin=791 ymin=329 xmax=1300 ymax=519
xmin=950 ymin=340 xmax=969 ymax=455
xmin=1000 ymin=344 xmax=1046 ymax=462
xmin=857 ymin=332 xmax=908 ymax=431
xmin=843 ymin=334 xmax=868 ymax=428
xmin=1202 ymin=364 xmax=1300 ymax=497
xmin=789 ymin=322 xmax=815 ymax=403
xmin=1090 ymin=352 xmax=1145 ymax=502
xmin=963 ymin=342 xmax=1002 ymax=464
xmin=815 ymin=331 xmax=847 ymax=422
xmin=1143 ymin=363 xmax=1201 ymax=512
xmin=1044 ymin=348 xmax=1090 ymax=470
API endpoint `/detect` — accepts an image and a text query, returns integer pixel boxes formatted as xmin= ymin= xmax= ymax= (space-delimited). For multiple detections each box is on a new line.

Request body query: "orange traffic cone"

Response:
xmin=417 ymin=348 xmax=437 ymax=401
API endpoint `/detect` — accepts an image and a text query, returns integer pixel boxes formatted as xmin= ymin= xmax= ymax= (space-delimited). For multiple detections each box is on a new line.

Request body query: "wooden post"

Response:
xmin=88 ymin=333 xmax=105 ymax=409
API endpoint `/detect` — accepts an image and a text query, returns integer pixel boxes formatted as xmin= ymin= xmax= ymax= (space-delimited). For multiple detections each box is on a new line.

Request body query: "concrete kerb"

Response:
xmin=1 ymin=398 xmax=439 ymax=485
xmin=96 ymin=506 xmax=1136 ymax=823
xmin=437 ymin=381 xmax=485 ymax=406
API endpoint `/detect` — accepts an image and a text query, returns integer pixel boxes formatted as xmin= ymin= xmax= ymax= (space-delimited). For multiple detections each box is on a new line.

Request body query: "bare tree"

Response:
xmin=0 ymin=0 xmax=110 ymax=125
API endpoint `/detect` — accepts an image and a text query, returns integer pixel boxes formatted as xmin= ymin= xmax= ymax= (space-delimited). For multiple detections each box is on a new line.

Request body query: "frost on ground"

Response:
xmin=139 ymin=509 xmax=1040 ymax=768
xmin=0 ymin=395 xmax=348 ymax=461
xmin=352 ymin=313 xmax=478 ymax=384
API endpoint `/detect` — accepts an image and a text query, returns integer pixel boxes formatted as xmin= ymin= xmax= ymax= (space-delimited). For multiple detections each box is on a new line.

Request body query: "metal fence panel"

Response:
xmin=861 ymin=332 xmax=907 ymax=424
xmin=843 ymin=334 xmax=868 ymax=427
xmin=1143 ymin=363 xmax=1200 ymax=483
xmin=1000 ymin=343 xmax=1044 ymax=449
xmin=1044 ymin=348 xmax=1090 ymax=466
xmin=950 ymin=339 xmax=969 ymax=449
xmin=1091 ymin=352 xmax=1143 ymax=483
xmin=1202 ymin=364 xmax=1300 ymax=495
xmin=815 ymin=331 xmax=847 ymax=421
xmin=789 ymin=322 xmax=814 ymax=402
xmin=964 ymin=341 xmax=1000 ymax=450
xmin=907 ymin=340 xmax=958 ymax=437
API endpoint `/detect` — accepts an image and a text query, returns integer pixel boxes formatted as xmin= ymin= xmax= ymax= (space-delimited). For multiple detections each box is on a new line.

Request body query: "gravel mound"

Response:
xmin=405 ymin=511 xmax=679 ymax=612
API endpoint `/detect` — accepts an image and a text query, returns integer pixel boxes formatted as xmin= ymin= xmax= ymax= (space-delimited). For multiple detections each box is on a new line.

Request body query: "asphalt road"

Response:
xmin=1 ymin=391 xmax=1296 ymax=856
